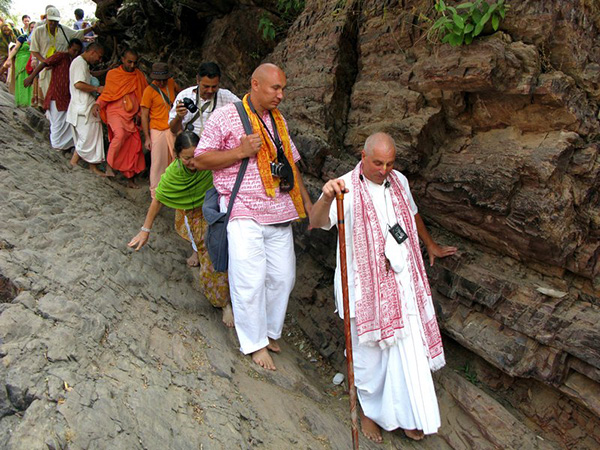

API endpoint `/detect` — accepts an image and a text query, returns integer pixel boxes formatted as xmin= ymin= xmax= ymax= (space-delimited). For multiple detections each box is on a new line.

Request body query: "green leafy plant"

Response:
xmin=0 ymin=0 xmax=12 ymax=16
xmin=459 ymin=362 xmax=480 ymax=385
xmin=258 ymin=15 xmax=276 ymax=41
xmin=258 ymin=0 xmax=306 ymax=41
xmin=277 ymin=0 xmax=305 ymax=15
xmin=429 ymin=0 xmax=508 ymax=46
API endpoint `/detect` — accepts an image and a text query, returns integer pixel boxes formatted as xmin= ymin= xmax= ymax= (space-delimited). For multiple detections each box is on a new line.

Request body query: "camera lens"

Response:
xmin=182 ymin=97 xmax=198 ymax=113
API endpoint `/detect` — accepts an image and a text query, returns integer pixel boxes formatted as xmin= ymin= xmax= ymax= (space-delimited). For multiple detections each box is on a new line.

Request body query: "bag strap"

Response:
xmin=222 ymin=101 xmax=253 ymax=223
xmin=58 ymin=25 xmax=69 ymax=44
xmin=149 ymin=83 xmax=172 ymax=107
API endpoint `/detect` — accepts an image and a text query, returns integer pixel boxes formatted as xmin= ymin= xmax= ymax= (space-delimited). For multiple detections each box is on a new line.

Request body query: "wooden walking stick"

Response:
xmin=336 ymin=192 xmax=360 ymax=449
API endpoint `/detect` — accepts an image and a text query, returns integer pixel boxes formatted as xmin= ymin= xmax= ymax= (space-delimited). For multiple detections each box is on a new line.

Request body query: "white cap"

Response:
xmin=46 ymin=7 xmax=61 ymax=22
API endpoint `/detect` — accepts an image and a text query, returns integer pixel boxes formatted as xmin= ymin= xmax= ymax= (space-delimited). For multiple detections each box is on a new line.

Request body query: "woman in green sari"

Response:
xmin=3 ymin=32 xmax=33 ymax=106
xmin=128 ymin=131 xmax=233 ymax=327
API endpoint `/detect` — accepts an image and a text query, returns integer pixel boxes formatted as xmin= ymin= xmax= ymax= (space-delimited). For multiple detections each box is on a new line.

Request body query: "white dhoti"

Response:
xmin=70 ymin=114 xmax=104 ymax=164
xmin=351 ymin=263 xmax=441 ymax=434
xmin=149 ymin=128 xmax=174 ymax=198
xmin=351 ymin=312 xmax=441 ymax=434
xmin=46 ymin=101 xmax=74 ymax=150
xmin=227 ymin=218 xmax=295 ymax=354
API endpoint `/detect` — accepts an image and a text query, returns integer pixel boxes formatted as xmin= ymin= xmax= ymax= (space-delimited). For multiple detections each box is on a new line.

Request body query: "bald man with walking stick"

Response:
xmin=310 ymin=132 xmax=457 ymax=444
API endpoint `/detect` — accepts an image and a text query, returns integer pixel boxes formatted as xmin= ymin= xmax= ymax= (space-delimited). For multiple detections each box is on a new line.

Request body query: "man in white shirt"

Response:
xmin=169 ymin=62 xmax=240 ymax=138
xmin=310 ymin=132 xmax=457 ymax=443
xmin=29 ymin=6 xmax=94 ymax=97
xmin=66 ymin=43 xmax=105 ymax=176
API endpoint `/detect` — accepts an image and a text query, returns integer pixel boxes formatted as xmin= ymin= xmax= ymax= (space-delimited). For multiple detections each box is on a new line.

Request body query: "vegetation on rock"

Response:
xmin=429 ymin=0 xmax=508 ymax=46
xmin=259 ymin=0 xmax=306 ymax=41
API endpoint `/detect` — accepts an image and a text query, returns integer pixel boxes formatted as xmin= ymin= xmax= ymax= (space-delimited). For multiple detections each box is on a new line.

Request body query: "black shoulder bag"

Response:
xmin=202 ymin=101 xmax=251 ymax=272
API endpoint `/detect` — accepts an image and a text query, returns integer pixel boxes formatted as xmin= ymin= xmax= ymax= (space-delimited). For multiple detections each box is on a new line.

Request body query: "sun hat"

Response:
xmin=150 ymin=62 xmax=171 ymax=80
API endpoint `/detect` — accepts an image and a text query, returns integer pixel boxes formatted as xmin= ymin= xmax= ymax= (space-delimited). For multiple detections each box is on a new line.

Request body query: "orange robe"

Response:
xmin=97 ymin=66 xmax=148 ymax=178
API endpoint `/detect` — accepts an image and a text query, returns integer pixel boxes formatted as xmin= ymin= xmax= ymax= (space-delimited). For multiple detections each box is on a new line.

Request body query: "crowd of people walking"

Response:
xmin=3 ymin=4 xmax=461 ymax=445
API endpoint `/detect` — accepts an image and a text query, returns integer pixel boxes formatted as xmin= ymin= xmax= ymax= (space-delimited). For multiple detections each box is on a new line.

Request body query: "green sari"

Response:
xmin=14 ymin=39 xmax=32 ymax=107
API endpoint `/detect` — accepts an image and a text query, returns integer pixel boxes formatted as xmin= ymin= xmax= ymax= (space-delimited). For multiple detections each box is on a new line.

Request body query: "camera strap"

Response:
xmin=244 ymin=97 xmax=295 ymax=190
xmin=149 ymin=83 xmax=173 ymax=107
xmin=246 ymin=99 xmax=294 ymax=182
xmin=185 ymin=89 xmax=218 ymax=131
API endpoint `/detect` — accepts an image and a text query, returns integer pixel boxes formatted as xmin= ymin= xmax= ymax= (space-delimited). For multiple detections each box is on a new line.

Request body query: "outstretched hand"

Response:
xmin=426 ymin=242 xmax=457 ymax=267
xmin=128 ymin=231 xmax=149 ymax=251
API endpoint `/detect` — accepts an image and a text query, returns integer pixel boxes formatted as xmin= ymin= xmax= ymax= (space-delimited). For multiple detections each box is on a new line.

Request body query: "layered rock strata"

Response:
xmin=11 ymin=0 xmax=597 ymax=447
xmin=269 ymin=1 xmax=599 ymax=448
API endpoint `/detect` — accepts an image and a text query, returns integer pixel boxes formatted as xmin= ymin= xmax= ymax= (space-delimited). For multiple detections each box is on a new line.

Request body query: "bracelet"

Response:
xmin=141 ymin=227 xmax=151 ymax=233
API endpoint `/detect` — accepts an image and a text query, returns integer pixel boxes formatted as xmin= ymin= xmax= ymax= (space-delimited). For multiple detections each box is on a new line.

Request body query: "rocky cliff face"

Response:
xmin=268 ymin=1 xmax=600 ymax=448
xmin=72 ymin=0 xmax=600 ymax=448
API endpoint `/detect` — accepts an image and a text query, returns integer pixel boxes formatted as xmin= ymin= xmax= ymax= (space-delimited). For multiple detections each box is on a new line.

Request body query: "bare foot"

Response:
xmin=69 ymin=152 xmax=80 ymax=168
xmin=186 ymin=251 xmax=199 ymax=267
xmin=90 ymin=165 xmax=106 ymax=177
xmin=221 ymin=303 xmax=234 ymax=328
xmin=360 ymin=411 xmax=383 ymax=443
xmin=252 ymin=347 xmax=276 ymax=370
xmin=267 ymin=338 xmax=281 ymax=353
xmin=105 ymin=166 xmax=116 ymax=177
xmin=404 ymin=429 xmax=424 ymax=441
xmin=126 ymin=179 xmax=140 ymax=189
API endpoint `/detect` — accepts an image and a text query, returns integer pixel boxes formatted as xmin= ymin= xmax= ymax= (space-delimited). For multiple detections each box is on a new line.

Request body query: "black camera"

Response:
xmin=270 ymin=162 xmax=286 ymax=177
xmin=389 ymin=223 xmax=408 ymax=245
xmin=270 ymin=161 xmax=294 ymax=192
xmin=182 ymin=97 xmax=198 ymax=113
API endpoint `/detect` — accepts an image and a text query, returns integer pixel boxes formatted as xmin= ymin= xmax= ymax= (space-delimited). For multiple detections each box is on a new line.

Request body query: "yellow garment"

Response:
xmin=241 ymin=94 xmax=306 ymax=218
xmin=45 ymin=24 xmax=57 ymax=58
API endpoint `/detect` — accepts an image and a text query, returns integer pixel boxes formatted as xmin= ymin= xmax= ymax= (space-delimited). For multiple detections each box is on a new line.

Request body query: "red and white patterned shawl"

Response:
xmin=351 ymin=162 xmax=445 ymax=371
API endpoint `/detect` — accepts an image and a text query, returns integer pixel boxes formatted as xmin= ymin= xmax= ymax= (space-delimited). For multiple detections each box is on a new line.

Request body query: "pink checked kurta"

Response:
xmin=195 ymin=103 xmax=301 ymax=225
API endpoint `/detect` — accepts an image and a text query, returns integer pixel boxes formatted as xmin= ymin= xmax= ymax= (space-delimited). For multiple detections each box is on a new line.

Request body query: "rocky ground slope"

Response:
xmin=2 ymin=0 xmax=599 ymax=447
xmin=0 ymin=88 xmax=563 ymax=448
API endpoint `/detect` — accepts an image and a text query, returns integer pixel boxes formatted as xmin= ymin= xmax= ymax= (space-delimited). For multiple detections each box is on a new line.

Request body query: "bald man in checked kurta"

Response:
xmin=192 ymin=64 xmax=313 ymax=371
